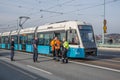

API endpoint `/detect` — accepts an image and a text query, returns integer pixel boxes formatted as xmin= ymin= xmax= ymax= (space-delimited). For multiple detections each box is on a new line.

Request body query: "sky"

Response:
xmin=0 ymin=0 xmax=120 ymax=35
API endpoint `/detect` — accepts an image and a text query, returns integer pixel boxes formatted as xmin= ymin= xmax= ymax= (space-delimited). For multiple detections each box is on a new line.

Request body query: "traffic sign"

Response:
xmin=103 ymin=25 xmax=107 ymax=33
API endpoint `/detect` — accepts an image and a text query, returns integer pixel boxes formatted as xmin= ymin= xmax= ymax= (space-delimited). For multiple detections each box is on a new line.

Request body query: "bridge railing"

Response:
xmin=97 ymin=43 xmax=120 ymax=48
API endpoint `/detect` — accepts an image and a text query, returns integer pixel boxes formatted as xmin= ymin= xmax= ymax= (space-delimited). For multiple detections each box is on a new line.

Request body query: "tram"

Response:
xmin=1 ymin=31 xmax=11 ymax=49
xmin=1 ymin=21 xmax=97 ymax=58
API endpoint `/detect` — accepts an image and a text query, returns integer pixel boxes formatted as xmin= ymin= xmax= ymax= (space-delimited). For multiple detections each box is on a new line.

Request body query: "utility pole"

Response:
xmin=102 ymin=0 xmax=107 ymax=44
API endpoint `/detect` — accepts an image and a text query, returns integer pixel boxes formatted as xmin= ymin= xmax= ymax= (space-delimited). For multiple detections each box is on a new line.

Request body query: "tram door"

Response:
xmin=54 ymin=31 xmax=66 ymax=52
xmin=54 ymin=31 xmax=66 ymax=42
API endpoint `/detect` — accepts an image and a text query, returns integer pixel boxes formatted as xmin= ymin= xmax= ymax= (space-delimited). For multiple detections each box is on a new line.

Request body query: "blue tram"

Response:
xmin=19 ymin=27 xmax=36 ymax=52
xmin=0 ymin=33 xmax=2 ymax=48
xmin=1 ymin=31 xmax=11 ymax=49
xmin=1 ymin=21 xmax=97 ymax=58
xmin=10 ymin=30 xmax=19 ymax=50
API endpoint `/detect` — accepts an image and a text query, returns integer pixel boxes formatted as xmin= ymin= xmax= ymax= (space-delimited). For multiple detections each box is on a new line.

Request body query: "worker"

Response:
xmin=61 ymin=37 xmax=69 ymax=63
xmin=32 ymin=37 xmax=38 ymax=62
xmin=50 ymin=37 xmax=56 ymax=60
xmin=10 ymin=38 xmax=15 ymax=61
xmin=54 ymin=36 xmax=61 ymax=61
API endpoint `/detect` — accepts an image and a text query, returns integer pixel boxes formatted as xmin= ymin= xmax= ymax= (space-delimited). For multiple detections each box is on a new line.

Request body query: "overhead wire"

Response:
xmin=0 ymin=0 xmax=119 ymax=32
xmin=63 ymin=0 xmax=120 ymax=14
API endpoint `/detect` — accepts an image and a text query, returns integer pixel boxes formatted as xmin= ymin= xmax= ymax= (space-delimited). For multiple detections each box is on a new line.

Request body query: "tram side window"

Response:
xmin=5 ymin=37 xmax=9 ymax=44
xmin=49 ymin=33 xmax=54 ymax=43
xmin=19 ymin=36 xmax=27 ymax=44
xmin=60 ymin=32 xmax=66 ymax=41
xmin=2 ymin=37 xmax=6 ymax=43
xmin=38 ymin=33 xmax=44 ymax=45
xmin=19 ymin=36 xmax=22 ymax=44
xmin=67 ymin=30 xmax=79 ymax=45
xmin=1 ymin=37 xmax=4 ymax=43
xmin=0 ymin=36 xmax=1 ymax=43
xmin=55 ymin=31 xmax=66 ymax=42
xmin=11 ymin=36 xmax=18 ymax=44
xmin=44 ymin=33 xmax=49 ymax=45
xmin=38 ymin=33 xmax=54 ymax=46
xmin=27 ymin=34 xmax=33 ymax=44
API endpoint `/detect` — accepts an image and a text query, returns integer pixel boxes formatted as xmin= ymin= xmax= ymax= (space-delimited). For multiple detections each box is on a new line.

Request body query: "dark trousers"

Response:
xmin=11 ymin=49 xmax=14 ymax=60
xmin=52 ymin=50 xmax=56 ymax=58
xmin=55 ymin=49 xmax=60 ymax=60
xmin=33 ymin=49 xmax=38 ymax=62
xmin=62 ymin=48 xmax=68 ymax=63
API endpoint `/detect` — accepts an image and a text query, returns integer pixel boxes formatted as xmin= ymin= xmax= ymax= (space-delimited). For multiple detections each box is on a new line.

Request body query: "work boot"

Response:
xmin=65 ymin=58 xmax=68 ymax=63
xmin=61 ymin=58 xmax=65 ymax=63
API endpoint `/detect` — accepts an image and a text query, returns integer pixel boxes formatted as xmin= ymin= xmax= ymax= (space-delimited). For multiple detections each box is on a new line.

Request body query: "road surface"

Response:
xmin=0 ymin=48 xmax=120 ymax=80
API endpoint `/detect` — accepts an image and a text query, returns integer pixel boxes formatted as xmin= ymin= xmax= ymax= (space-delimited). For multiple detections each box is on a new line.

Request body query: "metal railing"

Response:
xmin=97 ymin=43 xmax=120 ymax=48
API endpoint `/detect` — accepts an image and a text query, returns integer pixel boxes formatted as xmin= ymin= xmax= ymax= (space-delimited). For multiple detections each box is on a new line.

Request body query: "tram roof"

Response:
xmin=37 ymin=21 xmax=91 ymax=32
xmin=1 ymin=31 xmax=11 ymax=36
xmin=11 ymin=30 xmax=19 ymax=35
xmin=19 ymin=27 xmax=36 ymax=34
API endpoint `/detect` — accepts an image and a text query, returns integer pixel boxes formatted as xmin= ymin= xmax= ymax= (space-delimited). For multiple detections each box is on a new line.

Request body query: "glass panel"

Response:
xmin=19 ymin=35 xmax=27 ymax=44
xmin=49 ymin=33 xmax=54 ymax=41
xmin=11 ymin=35 xmax=18 ymax=44
xmin=38 ymin=33 xmax=44 ymax=45
xmin=60 ymin=32 xmax=65 ymax=42
xmin=79 ymin=25 xmax=95 ymax=43
xmin=0 ymin=36 xmax=1 ymax=43
xmin=67 ymin=30 xmax=79 ymax=45
xmin=1 ymin=37 xmax=4 ymax=43
xmin=2 ymin=36 xmax=9 ymax=44
xmin=44 ymin=34 xmax=49 ymax=45
xmin=55 ymin=31 xmax=65 ymax=42
xmin=27 ymin=34 xmax=33 ymax=44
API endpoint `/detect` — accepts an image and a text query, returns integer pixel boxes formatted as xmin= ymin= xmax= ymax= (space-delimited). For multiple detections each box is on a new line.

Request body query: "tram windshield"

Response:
xmin=78 ymin=25 xmax=95 ymax=43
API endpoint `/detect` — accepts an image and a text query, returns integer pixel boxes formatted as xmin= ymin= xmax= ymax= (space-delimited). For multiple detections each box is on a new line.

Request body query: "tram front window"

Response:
xmin=79 ymin=25 xmax=95 ymax=43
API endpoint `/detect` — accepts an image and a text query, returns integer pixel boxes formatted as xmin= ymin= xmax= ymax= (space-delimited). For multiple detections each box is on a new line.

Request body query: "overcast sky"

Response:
xmin=0 ymin=0 xmax=120 ymax=35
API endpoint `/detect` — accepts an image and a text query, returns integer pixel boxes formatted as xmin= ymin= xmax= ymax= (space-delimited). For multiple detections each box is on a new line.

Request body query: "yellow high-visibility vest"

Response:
xmin=63 ymin=41 xmax=69 ymax=49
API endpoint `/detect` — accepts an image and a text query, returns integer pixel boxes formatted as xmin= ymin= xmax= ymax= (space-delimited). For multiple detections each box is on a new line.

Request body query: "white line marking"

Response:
xmin=70 ymin=61 xmax=120 ymax=73
xmin=24 ymin=52 xmax=120 ymax=73
xmin=27 ymin=65 xmax=52 ymax=75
